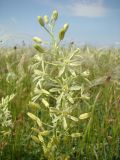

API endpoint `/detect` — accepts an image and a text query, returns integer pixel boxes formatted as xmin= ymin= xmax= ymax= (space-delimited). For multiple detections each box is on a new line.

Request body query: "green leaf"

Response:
xmin=63 ymin=117 xmax=67 ymax=130
xmin=42 ymin=98 xmax=49 ymax=108
xmin=70 ymin=85 xmax=81 ymax=91
xmin=56 ymin=92 xmax=64 ymax=105
xmin=81 ymin=93 xmax=90 ymax=100
xmin=29 ymin=102 xmax=40 ymax=109
xmin=34 ymin=69 xmax=42 ymax=75
xmin=52 ymin=115 xmax=61 ymax=123
xmin=32 ymin=94 xmax=41 ymax=102
xmin=69 ymin=68 xmax=76 ymax=77
xmin=40 ymin=131 xmax=49 ymax=136
xmin=27 ymin=112 xmax=38 ymax=121
xmin=31 ymin=127 xmax=40 ymax=133
xmin=41 ymin=89 xmax=50 ymax=95
xmin=58 ymin=66 xmax=65 ymax=77
xmin=38 ymin=134 xmax=44 ymax=143
xmin=27 ymin=112 xmax=43 ymax=128
xmin=71 ymin=133 xmax=82 ymax=138
xmin=49 ymin=88 xmax=59 ymax=93
xmin=68 ymin=49 xmax=79 ymax=60
xmin=41 ymin=59 xmax=45 ymax=72
xmin=67 ymin=94 xmax=74 ymax=104
xmin=49 ymin=107 xmax=60 ymax=114
xmin=34 ymin=88 xmax=41 ymax=94
xmin=36 ymin=119 xmax=43 ymax=128
xmin=79 ymin=112 xmax=90 ymax=120
xmin=67 ymin=115 xmax=79 ymax=122
xmin=31 ymin=135 xmax=40 ymax=143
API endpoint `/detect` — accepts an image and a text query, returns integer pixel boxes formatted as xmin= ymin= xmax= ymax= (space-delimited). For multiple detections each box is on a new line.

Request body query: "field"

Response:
xmin=0 ymin=11 xmax=120 ymax=160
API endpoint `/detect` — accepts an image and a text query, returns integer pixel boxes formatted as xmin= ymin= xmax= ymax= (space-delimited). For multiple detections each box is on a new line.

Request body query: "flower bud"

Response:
xmin=38 ymin=16 xmax=44 ymax=27
xmin=33 ymin=37 xmax=42 ymax=43
xmin=44 ymin=15 xmax=49 ymax=24
xmin=34 ymin=44 xmax=44 ymax=53
xmin=51 ymin=10 xmax=58 ymax=21
xmin=63 ymin=23 xmax=69 ymax=32
xmin=59 ymin=28 xmax=65 ymax=40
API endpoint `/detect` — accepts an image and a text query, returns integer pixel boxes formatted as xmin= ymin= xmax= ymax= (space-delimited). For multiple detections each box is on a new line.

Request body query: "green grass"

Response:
xmin=0 ymin=46 xmax=120 ymax=160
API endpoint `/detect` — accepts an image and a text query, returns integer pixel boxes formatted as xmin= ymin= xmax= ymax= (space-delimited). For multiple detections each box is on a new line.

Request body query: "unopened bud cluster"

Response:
xmin=33 ymin=10 xmax=69 ymax=51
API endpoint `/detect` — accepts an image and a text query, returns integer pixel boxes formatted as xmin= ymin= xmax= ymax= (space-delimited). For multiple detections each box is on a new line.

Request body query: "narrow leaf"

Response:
xmin=41 ymin=89 xmax=50 ymax=95
xmin=38 ymin=134 xmax=44 ymax=143
xmin=58 ymin=66 xmax=65 ymax=77
xmin=71 ymin=133 xmax=82 ymax=138
xmin=29 ymin=102 xmax=40 ymax=109
xmin=67 ymin=94 xmax=74 ymax=104
xmin=63 ymin=117 xmax=67 ymax=130
xmin=70 ymin=85 xmax=81 ymax=91
xmin=49 ymin=88 xmax=59 ymax=93
xmin=42 ymin=98 xmax=49 ymax=108
xmin=31 ymin=136 xmax=40 ymax=143
xmin=40 ymin=131 xmax=49 ymax=136
xmin=67 ymin=115 xmax=79 ymax=122
xmin=31 ymin=127 xmax=40 ymax=133
xmin=69 ymin=68 xmax=76 ymax=77
xmin=79 ymin=112 xmax=90 ymax=120
xmin=36 ymin=119 xmax=43 ymax=128
xmin=27 ymin=112 xmax=38 ymax=121
xmin=49 ymin=107 xmax=60 ymax=113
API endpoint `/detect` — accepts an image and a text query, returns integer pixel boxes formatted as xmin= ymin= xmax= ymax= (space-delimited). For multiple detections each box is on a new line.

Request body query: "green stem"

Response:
xmin=44 ymin=26 xmax=56 ymax=47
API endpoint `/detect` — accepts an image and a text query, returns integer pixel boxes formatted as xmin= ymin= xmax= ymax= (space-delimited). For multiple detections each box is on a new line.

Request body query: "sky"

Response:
xmin=0 ymin=0 xmax=120 ymax=47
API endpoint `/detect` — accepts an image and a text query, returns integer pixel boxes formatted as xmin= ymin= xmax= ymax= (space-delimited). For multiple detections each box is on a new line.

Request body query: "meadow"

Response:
xmin=0 ymin=11 xmax=120 ymax=160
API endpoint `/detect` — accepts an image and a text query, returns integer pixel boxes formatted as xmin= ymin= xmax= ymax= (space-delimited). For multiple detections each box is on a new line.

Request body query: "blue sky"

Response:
xmin=0 ymin=0 xmax=120 ymax=46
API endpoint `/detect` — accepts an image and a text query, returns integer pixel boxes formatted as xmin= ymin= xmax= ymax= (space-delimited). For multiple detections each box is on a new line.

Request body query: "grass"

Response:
xmin=0 ymin=46 xmax=120 ymax=160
